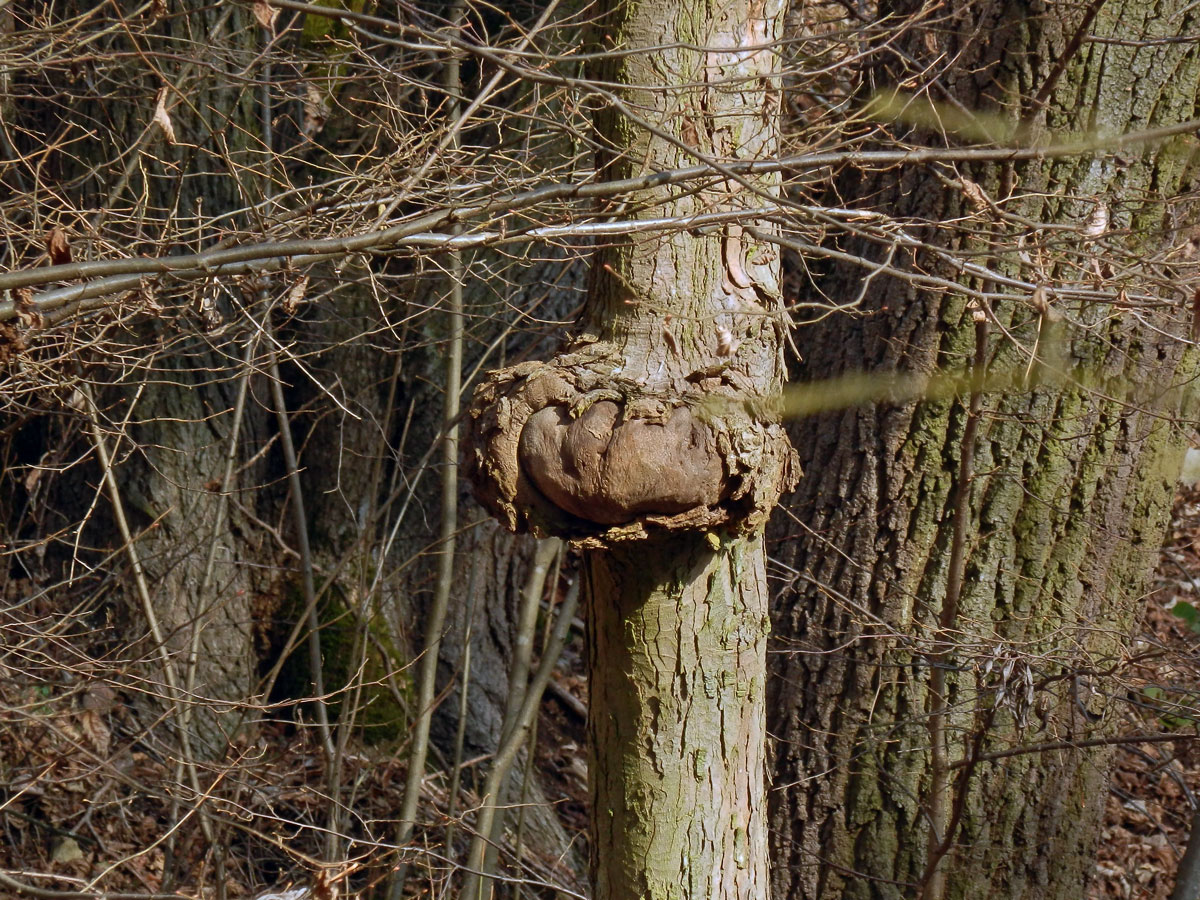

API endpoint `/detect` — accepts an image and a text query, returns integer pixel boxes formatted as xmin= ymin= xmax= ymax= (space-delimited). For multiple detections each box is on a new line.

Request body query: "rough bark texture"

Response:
xmin=768 ymin=2 xmax=1200 ymax=898
xmin=39 ymin=2 xmax=270 ymax=752
xmin=468 ymin=0 xmax=794 ymax=545
xmin=117 ymin=349 xmax=261 ymax=754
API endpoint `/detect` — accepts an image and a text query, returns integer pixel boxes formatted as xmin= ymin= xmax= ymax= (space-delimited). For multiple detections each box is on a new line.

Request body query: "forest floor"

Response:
xmin=5 ymin=492 xmax=1200 ymax=899
xmin=1092 ymin=483 xmax=1200 ymax=900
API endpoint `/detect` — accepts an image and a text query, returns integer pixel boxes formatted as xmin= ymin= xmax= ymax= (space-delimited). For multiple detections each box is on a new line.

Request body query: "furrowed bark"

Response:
xmin=768 ymin=1 xmax=1200 ymax=897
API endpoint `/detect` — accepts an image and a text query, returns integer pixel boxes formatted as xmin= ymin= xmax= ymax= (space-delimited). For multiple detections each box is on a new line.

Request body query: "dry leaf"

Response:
xmin=960 ymin=177 xmax=990 ymax=213
xmin=82 ymin=684 xmax=117 ymax=711
xmin=302 ymin=84 xmax=329 ymax=138
xmin=139 ymin=280 xmax=162 ymax=313
xmin=1030 ymin=284 xmax=1049 ymax=315
xmin=1083 ymin=199 xmax=1109 ymax=238
xmin=79 ymin=708 xmax=111 ymax=756
xmin=312 ymin=869 xmax=340 ymax=900
xmin=0 ymin=322 xmax=27 ymax=363
xmin=283 ymin=275 xmax=309 ymax=314
xmin=153 ymin=87 xmax=176 ymax=144
xmin=23 ymin=465 xmax=42 ymax=493
xmin=46 ymin=226 xmax=72 ymax=265
xmin=150 ymin=0 xmax=167 ymax=18
xmin=13 ymin=287 xmax=43 ymax=330
xmin=253 ymin=0 xmax=280 ymax=30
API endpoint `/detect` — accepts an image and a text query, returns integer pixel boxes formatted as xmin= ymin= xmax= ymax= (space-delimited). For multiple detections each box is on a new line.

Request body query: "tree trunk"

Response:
xmin=469 ymin=0 xmax=792 ymax=896
xmin=19 ymin=1 xmax=271 ymax=752
xmin=587 ymin=534 xmax=771 ymax=900
xmin=768 ymin=2 xmax=1200 ymax=898
xmin=117 ymin=349 xmax=261 ymax=754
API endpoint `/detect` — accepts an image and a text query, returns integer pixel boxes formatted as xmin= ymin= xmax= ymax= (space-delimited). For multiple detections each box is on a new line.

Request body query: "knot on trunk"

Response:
xmin=520 ymin=400 xmax=724 ymax=525
xmin=467 ymin=358 xmax=796 ymax=543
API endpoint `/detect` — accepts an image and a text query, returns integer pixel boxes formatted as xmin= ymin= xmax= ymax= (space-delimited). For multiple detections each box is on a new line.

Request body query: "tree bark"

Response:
xmin=768 ymin=2 xmax=1200 ymax=898
xmin=21 ymin=1 xmax=271 ymax=752
xmin=118 ymin=350 xmax=260 ymax=754
xmin=469 ymin=0 xmax=792 ymax=896
xmin=587 ymin=534 xmax=771 ymax=900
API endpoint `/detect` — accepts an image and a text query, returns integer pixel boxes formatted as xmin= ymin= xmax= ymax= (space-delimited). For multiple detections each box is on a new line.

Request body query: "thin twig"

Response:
xmin=264 ymin=335 xmax=336 ymax=763
xmin=390 ymin=16 xmax=469 ymax=889
xmin=9 ymin=111 xmax=1200 ymax=317
xmin=920 ymin=307 xmax=989 ymax=900
xmin=471 ymin=538 xmax=561 ymax=896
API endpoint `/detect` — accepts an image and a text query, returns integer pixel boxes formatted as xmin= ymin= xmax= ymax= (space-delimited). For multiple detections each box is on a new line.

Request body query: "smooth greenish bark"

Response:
xmin=587 ymin=534 xmax=771 ymax=900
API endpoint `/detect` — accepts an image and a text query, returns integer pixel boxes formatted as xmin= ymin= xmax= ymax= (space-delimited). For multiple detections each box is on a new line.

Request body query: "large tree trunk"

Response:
xmin=115 ymin=347 xmax=261 ymax=755
xmin=768 ymin=2 xmax=1200 ymax=898
xmin=12 ymin=1 xmax=272 ymax=752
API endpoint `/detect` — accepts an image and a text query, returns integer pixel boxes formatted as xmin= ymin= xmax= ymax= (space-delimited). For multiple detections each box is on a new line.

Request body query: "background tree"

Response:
xmin=0 ymin=1 xmax=592 ymax=893
xmin=768 ymin=2 xmax=1200 ymax=898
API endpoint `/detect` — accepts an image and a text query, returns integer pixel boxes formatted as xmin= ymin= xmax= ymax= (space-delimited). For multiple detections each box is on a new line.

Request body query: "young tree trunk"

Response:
xmin=768 ymin=1 xmax=1200 ymax=897
xmin=468 ymin=0 xmax=793 ymax=895
xmin=586 ymin=534 xmax=772 ymax=899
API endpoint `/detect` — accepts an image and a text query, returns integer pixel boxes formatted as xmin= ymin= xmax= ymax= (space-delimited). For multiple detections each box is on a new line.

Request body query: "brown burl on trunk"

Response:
xmin=468 ymin=351 xmax=794 ymax=543
xmin=466 ymin=287 xmax=796 ymax=900
xmin=467 ymin=296 xmax=796 ymax=900
xmin=466 ymin=0 xmax=795 ymax=548
xmin=466 ymin=0 xmax=793 ymax=895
